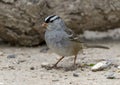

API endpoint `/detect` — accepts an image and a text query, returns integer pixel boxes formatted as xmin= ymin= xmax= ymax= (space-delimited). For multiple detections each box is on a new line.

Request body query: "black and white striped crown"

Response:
xmin=45 ymin=15 xmax=60 ymax=23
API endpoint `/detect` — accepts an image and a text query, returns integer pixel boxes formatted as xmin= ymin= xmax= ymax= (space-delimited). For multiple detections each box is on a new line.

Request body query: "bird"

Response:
xmin=42 ymin=15 xmax=109 ymax=68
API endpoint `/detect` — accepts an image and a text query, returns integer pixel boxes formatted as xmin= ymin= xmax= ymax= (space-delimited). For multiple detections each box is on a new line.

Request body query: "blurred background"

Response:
xmin=0 ymin=0 xmax=120 ymax=46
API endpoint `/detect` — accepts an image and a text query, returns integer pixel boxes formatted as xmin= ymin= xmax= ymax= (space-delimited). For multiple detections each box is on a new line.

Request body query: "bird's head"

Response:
xmin=42 ymin=15 xmax=66 ymax=30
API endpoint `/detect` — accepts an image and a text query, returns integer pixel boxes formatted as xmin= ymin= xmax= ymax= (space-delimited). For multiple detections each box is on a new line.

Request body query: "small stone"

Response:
xmin=8 ymin=66 xmax=15 ymax=70
xmin=73 ymin=72 xmax=79 ymax=77
xmin=7 ymin=54 xmax=16 ymax=58
xmin=107 ymin=76 xmax=115 ymax=79
xmin=91 ymin=61 xmax=112 ymax=72
xmin=117 ymin=66 xmax=120 ymax=73
xmin=105 ymin=72 xmax=115 ymax=79
xmin=117 ymin=66 xmax=120 ymax=69
xmin=30 ymin=67 xmax=35 ymax=70
xmin=41 ymin=62 xmax=49 ymax=67
xmin=69 ymin=82 xmax=72 ymax=84
xmin=41 ymin=62 xmax=53 ymax=70
xmin=52 ymin=79 xmax=59 ymax=82
xmin=17 ymin=60 xmax=26 ymax=64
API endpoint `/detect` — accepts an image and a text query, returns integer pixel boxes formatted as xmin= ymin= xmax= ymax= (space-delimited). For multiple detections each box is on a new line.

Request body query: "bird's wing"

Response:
xmin=64 ymin=28 xmax=109 ymax=49
xmin=64 ymin=28 xmax=84 ymax=43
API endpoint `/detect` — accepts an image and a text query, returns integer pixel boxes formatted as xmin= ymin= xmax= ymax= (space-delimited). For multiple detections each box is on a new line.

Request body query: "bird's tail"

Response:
xmin=83 ymin=44 xmax=109 ymax=49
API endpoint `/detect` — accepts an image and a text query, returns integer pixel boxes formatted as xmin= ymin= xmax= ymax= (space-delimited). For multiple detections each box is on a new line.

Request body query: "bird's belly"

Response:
xmin=46 ymin=39 xmax=75 ymax=56
xmin=50 ymin=44 xmax=74 ymax=56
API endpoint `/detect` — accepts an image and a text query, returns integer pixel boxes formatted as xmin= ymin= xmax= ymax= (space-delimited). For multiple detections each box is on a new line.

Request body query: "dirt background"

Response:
xmin=0 ymin=39 xmax=120 ymax=85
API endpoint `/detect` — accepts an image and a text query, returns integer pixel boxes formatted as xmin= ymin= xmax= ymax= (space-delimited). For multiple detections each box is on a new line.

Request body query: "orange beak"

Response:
xmin=42 ymin=22 xmax=48 ymax=28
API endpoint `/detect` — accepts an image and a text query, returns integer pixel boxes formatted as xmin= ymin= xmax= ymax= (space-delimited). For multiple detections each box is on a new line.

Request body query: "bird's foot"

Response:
xmin=73 ymin=63 xmax=84 ymax=71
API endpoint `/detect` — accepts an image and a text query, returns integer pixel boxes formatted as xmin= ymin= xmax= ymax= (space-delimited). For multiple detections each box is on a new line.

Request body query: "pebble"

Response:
xmin=91 ymin=61 xmax=112 ymax=71
xmin=41 ymin=62 xmax=53 ymax=70
xmin=117 ymin=66 xmax=120 ymax=69
xmin=73 ymin=72 xmax=79 ymax=77
xmin=30 ymin=67 xmax=35 ymax=70
xmin=7 ymin=54 xmax=16 ymax=58
xmin=41 ymin=62 xmax=49 ymax=67
xmin=52 ymin=79 xmax=59 ymax=82
xmin=116 ymin=66 xmax=120 ymax=73
xmin=8 ymin=66 xmax=15 ymax=70
xmin=105 ymin=72 xmax=115 ymax=79
xmin=17 ymin=60 xmax=26 ymax=64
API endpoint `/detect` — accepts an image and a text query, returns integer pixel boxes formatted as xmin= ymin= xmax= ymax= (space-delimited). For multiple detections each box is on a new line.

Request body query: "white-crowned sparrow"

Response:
xmin=42 ymin=15 xmax=109 ymax=68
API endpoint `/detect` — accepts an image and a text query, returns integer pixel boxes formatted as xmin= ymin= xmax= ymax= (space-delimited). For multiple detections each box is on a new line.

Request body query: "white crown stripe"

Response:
xmin=50 ymin=16 xmax=59 ymax=21
xmin=45 ymin=16 xmax=51 ymax=21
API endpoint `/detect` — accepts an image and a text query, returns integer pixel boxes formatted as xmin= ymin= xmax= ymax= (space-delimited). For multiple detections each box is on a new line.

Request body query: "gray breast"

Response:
xmin=45 ymin=30 xmax=67 ymax=48
xmin=45 ymin=30 xmax=74 ymax=56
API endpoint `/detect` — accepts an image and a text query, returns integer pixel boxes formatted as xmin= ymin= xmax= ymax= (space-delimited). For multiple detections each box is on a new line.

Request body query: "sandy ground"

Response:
xmin=0 ymin=41 xmax=120 ymax=85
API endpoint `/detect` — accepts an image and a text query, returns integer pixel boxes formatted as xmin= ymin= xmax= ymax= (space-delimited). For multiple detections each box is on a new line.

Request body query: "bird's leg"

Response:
xmin=74 ymin=55 xmax=84 ymax=70
xmin=74 ymin=55 xmax=77 ymax=65
xmin=52 ymin=56 xmax=65 ymax=68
